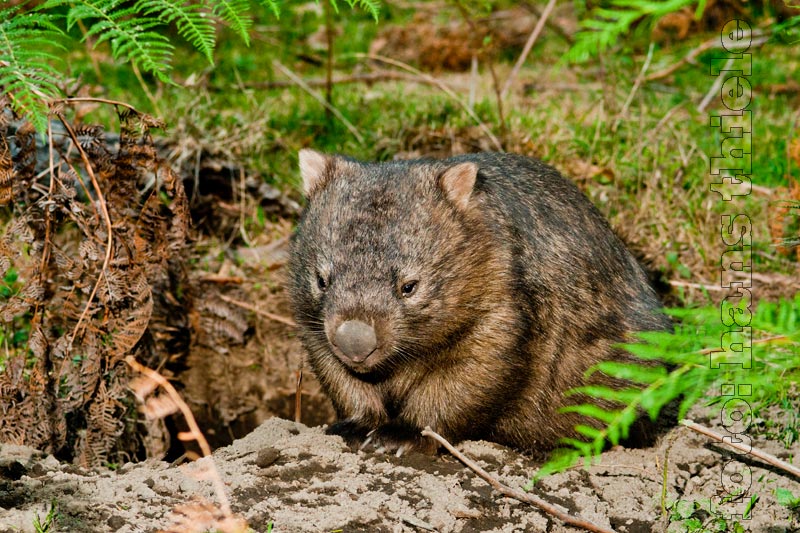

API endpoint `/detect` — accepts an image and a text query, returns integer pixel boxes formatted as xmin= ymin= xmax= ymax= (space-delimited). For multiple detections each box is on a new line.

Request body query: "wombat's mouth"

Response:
xmin=329 ymin=343 xmax=385 ymax=374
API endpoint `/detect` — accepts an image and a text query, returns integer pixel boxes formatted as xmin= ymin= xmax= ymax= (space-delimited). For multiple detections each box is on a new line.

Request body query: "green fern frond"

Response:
xmin=67 ymin=0 xmax=173 ymax=82
xmin=342 ymin=0 xmax=381 ymax=21
xmin=212 ymin=0 xmax=252 ymax=46
xmin=532 ymin=296 xmax=800 ymax=485
xmin=0 ymin=7 xmax=65 ymax=131
xmin=566 ymin=0 xmax=705 ymax=63
xmin=252 ymin=0 xmax=282 ymax=19
xmin=136 ymin=0 xmax=217 ymax=64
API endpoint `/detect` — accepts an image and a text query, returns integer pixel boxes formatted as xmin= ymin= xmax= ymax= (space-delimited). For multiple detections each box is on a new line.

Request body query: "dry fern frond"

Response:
xmin=0 ymin=99 xmax=191 ymax=465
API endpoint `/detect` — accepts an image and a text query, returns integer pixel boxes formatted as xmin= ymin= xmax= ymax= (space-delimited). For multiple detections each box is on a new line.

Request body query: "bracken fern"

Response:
xmin=136 ymin=0 xmax=217 ymax=64
xmin=566 ymin=0 xmax=707 ymax=63
xmin=534 ymin=296 xmax=800 ymax=483
xmin=44 ymin=0 xmax=175 ymax=82
xmin=212 ymin=0 xmax=253 ymax=46
xmin=0 ymin=7 xmax=64 ymax=132
xmin=2 ymin=0 xmax=382 ymax=131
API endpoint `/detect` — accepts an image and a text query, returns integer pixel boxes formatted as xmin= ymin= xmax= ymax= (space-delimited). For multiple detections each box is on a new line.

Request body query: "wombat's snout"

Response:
xmin=333 ymin=320 xmax=377 ymax=362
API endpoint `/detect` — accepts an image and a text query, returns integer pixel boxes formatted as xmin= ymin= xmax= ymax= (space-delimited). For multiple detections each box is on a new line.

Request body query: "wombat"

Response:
xmin=288 ymin=150 xmax=671 ymax=455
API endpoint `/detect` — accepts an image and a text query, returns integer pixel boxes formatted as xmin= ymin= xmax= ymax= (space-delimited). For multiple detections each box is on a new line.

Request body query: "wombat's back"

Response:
xmin=457 ymin=152 xmax=667 ymax=330
xmin=448 ymin=153 xmax=671 ymax=449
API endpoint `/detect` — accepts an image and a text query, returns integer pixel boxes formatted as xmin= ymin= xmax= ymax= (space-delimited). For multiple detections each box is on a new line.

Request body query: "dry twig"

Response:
xmin=612 ymin=42 xmax=655 ymax=133
xmin=646 ymin=32 xmax=770 ymax=82
xmin=697 ymin=56 xmax=733 ymax=113
xmin=500 ymin=0 xmax=557 ymax=100
xmin=218 ymin=293 xmax=297 ymax=328
xmin=421 ymin=427 xmax=617 ymax=533
xmin=681 ymin=420 xmax=800 ymax=480
xmin=356 ymin=53 xmax=503 ymax=151
xmin=272 ymin=60 xmax=364 ymax=145
xmin=55 ymin=112 xmax=115 ymax=342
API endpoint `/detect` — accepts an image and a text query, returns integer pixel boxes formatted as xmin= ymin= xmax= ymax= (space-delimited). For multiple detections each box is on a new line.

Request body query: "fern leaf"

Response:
xmin=343 ymin=0 xmax=381 ymax=21
xmin=135 ymin=0 xmax=216 ymax=64
xmin=49 ymin=0 xmax=174 ymax=82
xmin=567 ymin=385 xmax=641 ymax=404
xmin=566 ymin=0 xmax=700 ymax=63
xmin=589 ymin=361 xmax=668 ymax=384
xmin=211 ymin=0 xmax=252 ymax=46
xmin=0 ymin=7 xmax=65 ymax=131
xmin=252 ymin=0 xmax=281 ymax=19
xmin=560 ymin=404 xmax=618 ymax=425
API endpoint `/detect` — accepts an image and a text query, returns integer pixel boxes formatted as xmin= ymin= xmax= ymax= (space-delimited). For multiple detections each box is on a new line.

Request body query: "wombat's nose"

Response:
xmin=334 ymin=320 xmax=377 ymax=362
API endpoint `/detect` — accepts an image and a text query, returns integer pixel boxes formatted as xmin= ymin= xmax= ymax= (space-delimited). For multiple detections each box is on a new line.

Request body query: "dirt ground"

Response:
xmin=1 ymin=400 xmax=799 ymax=533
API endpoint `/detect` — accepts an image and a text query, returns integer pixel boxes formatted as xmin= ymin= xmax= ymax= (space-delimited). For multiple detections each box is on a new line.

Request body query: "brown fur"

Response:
xmin=288 ymin=151 xmax=671 ymax=454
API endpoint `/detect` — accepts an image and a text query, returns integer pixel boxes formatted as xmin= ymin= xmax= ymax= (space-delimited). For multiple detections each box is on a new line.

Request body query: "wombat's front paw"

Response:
xmin=363 ymin=422 xmax=439 ymax=457
xmin=326 ymin=419 xmax=370 ymax=447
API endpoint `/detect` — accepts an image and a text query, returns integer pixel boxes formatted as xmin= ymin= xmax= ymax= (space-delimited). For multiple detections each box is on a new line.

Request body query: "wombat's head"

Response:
xmin=288 ymin=150 xmax=497 ymax=377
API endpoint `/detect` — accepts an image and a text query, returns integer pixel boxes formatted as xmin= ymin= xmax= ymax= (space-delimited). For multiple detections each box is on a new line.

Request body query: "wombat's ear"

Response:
xmin=299 ymin=149 xmax=335 ymax=197
xmin=438 ymin=162 xmax=478 ymax=211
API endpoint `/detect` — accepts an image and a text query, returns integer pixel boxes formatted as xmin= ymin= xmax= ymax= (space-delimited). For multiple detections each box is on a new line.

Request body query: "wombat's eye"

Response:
xmin=400 ymin=280 xmax=418 ymax=298
xmin=316 ymin=274 xmax=328 ymax=291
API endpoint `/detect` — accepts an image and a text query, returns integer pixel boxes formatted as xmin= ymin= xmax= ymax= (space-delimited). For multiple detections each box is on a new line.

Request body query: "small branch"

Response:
xmin=500 ymin=0 xmax=557 ymax=100
xmin=273 ymin=60 xmax=364 ymax=145
xmin=227 ymin=71 xmax=434 ymax=90
xmin=612 ymin=42 xmax=655 ymax=133
xmin=131 ymin=62 xmax=161 ymax=116
xmin=52 ymin=97 xmax=142 ymax=113
xmin=218 ymin=294 xmax=297 ymax=328
xmin=356 ymin=53 xmax=503 ymax=152
xmin=56 ymin=113 xmax=115 ymax=343
xmin=668 ymin=280 xmax=726 ymax=292
xmin=646 ymin=32 xmax=770 ymax=82
xmin=520 ymin=0 xmax=573 ymax=44
xmin=421 ymin=427 xmax=617 ymax=533
xmin=681 ymin=420 xmax=800 ymax=480
xmin=294 ymin=368 xmax=303 ymax=423
xmin=697 ymin=57 xmax=734 ymax=113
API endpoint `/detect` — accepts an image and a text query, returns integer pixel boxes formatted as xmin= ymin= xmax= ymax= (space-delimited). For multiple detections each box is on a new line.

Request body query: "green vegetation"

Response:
xmin=666 ymin=496 xmax=750 ymax=532
xmin=33 ymin=500 xmax=58 ymax=533
xmin=776 ymin=487 xmax=800 ymax=513
xmin=0 ymin=0 xmax=380 ymax=129
xmin=534 ymin=297 xmax=800 ymax=479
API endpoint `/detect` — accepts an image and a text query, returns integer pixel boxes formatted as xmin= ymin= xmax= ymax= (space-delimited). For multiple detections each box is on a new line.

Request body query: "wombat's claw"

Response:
xmin=359 ymin=436 xmax=374 ymax=451
xmin=395 ymin=445 xmax=406 ymax=458
xmin=374 ymin=446 xmax=387 ymax=454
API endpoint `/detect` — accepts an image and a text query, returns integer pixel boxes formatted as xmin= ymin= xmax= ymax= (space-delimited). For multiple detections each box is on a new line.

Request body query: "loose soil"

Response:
xmin=1 ymin=402 xmax=798 ymax=532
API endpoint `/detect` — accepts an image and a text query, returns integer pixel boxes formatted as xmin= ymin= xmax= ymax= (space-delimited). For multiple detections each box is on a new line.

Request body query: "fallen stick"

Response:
xmin=272 ymin=60 xmax=364 ymax=145
xmin=421 ymin=427 xmax=617 ymax=533
xmin=230 ymin=71 xmax=433 ymax=90
xmin=500 ymin=0 xmax=558 ymax=100
xmin=218 ymin=294 xmax=297 ymax=328
xmin=612 ymin=42 xmax=655 ymax=133
xmin=646 ymin=32 xmax=770 ymax=82
xmin=681 ymin=420 xmax=800 ymax=479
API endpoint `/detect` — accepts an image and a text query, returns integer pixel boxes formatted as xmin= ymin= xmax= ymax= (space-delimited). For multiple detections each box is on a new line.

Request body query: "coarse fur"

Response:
xmin=288 ymin=151 xmax=672 ymax=455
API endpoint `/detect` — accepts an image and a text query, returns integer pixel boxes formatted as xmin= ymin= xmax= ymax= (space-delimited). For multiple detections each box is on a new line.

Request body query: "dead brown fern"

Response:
xmin=0 ymin=100 xmax=191 ymax=466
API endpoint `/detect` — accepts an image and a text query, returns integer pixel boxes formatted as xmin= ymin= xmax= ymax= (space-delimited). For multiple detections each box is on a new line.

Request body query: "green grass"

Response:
xmin=47 ymin=1 xmax=799 ymax=299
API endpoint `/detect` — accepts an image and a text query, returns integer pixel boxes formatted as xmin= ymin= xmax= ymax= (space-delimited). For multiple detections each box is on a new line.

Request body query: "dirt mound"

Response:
xmin=1 ymin=405 xmax=798 ymax=532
